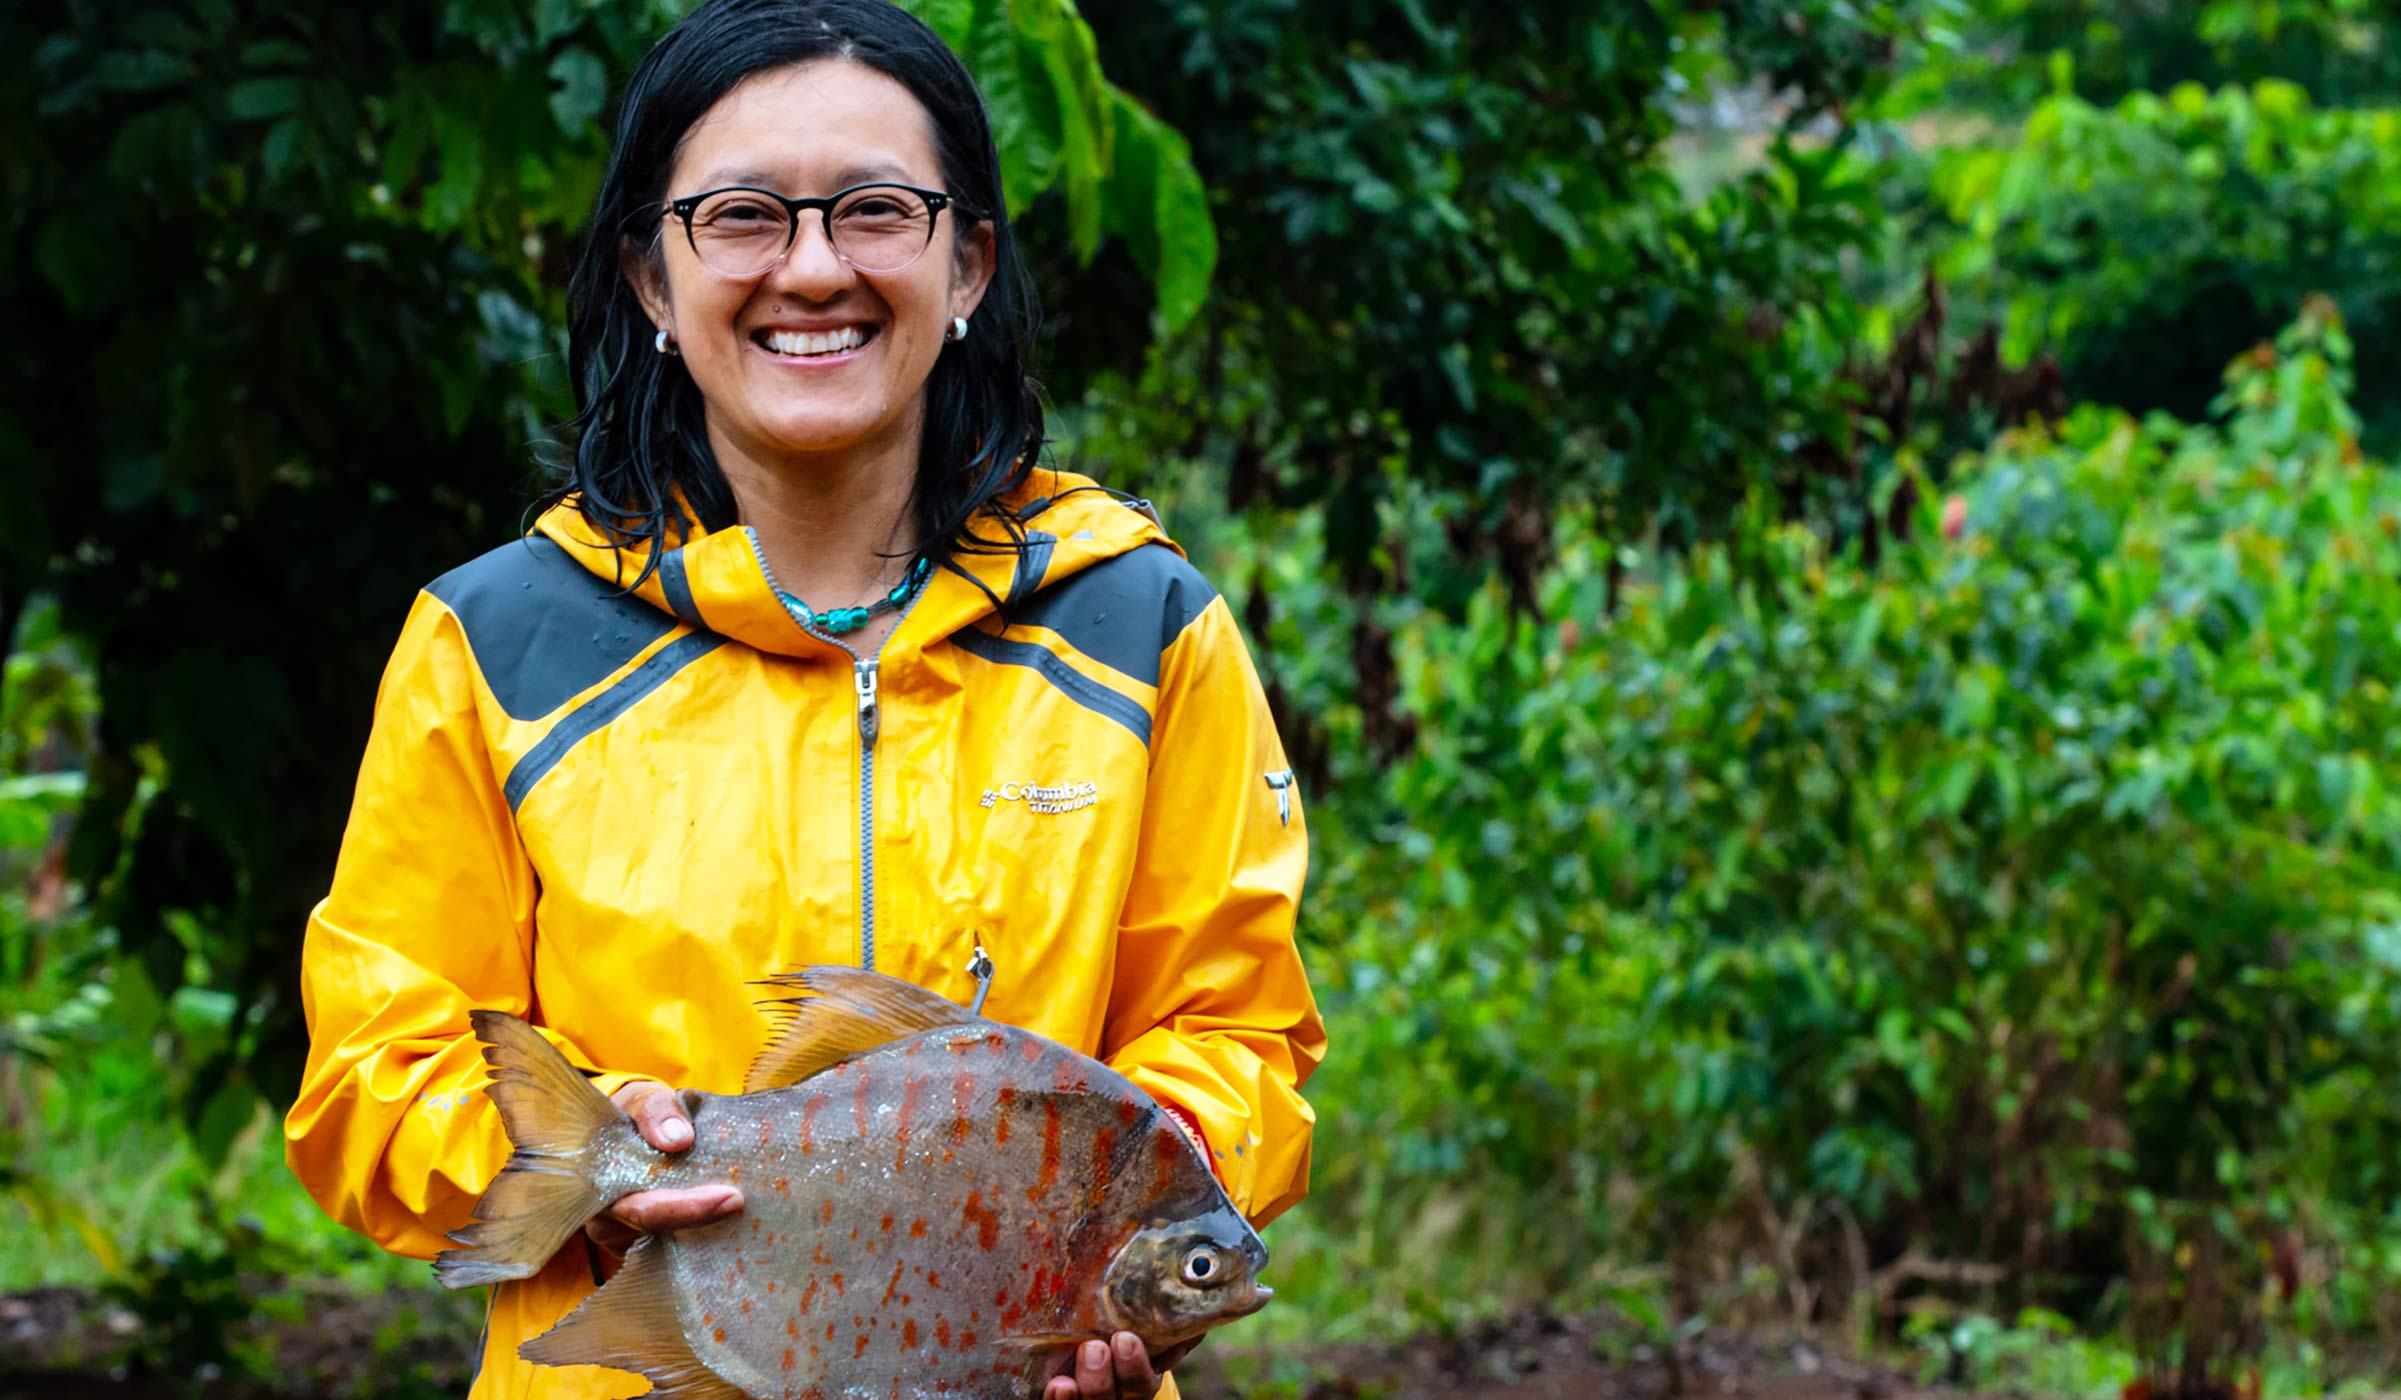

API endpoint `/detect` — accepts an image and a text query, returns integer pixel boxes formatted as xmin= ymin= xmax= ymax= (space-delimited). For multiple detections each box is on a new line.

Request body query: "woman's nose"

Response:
xmin=765 ymin=216 xmax=855 ymax=297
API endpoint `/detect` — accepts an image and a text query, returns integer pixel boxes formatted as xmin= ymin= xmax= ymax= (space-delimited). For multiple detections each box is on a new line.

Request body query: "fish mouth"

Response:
xmin=1227 ymin=1282 xmax=1273 ymax=1319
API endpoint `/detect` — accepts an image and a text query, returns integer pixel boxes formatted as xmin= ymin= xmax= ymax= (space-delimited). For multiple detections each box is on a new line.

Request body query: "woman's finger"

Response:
xmin=612 ymin=1081 xmax=695 ymax=1152
xmin=1112 ymin=1332 xmax=1161 ymax=1397
xmin=1044 ymin=1378 xmax=1078 ymax=1400
xmin=608 ymin=1185 xmax=742 ymax=1234
xmin=1073 ymin=1338 xmax=1114 ymax=1398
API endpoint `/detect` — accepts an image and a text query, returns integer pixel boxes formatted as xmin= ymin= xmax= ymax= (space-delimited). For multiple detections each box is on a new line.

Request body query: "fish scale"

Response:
xmin=436 ymin=967 xmax=1272 ymax=1400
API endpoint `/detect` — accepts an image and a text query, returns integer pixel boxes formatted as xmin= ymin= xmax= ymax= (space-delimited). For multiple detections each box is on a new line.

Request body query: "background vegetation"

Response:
xmin=7 ymin=0 xmax=2401 ymax=1395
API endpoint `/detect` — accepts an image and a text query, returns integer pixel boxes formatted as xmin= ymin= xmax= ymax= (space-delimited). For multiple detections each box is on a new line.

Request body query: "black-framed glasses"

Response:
xmin=661 ymin=182 xmax=969 ymax=278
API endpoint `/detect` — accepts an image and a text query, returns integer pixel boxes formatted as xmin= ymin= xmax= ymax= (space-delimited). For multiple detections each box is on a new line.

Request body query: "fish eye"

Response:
xmin=1179 ymin=1247 xmax=1223 ymax=1287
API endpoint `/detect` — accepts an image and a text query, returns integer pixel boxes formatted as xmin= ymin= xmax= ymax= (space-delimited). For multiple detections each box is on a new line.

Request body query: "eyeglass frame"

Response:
xmin=656 ymin=181 xmax=978 ymax=277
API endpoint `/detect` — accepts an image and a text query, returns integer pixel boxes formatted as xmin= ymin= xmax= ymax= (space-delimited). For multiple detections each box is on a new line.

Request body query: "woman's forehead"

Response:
xmin=672 ymin=59 xmax=939 ymax=193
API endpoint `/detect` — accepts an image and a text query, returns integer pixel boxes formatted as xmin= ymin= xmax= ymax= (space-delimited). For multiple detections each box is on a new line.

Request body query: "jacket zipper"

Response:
xmin=744 ymin=528 xmax=918 ymax=972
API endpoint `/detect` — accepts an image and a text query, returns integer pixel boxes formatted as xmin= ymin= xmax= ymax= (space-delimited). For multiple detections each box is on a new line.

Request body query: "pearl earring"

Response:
xmin=946 ymin=315 xmax=968 ymax=344
xmin=654 ymin=328 xmax=678 ymax=356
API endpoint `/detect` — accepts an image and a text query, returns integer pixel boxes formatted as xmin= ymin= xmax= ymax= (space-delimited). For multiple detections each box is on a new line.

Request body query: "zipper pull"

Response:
xmin=967 ymin=943 xmax=994 ymax=1016
xmin=853 ymin=658 xmax=880 ymax=749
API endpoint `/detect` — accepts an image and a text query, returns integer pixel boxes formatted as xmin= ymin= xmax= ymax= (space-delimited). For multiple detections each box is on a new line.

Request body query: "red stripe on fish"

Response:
xmin=1029 ymin=1100 xmax=1061 ymax=1205
xmin=961 ymin=1190 xmax=999 ymax=1251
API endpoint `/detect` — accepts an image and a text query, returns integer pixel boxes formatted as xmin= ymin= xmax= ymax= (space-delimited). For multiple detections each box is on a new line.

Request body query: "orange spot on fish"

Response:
xmin=881 ymin=1259 xmax=907 ymax=1307
xmin=935 ymin=1318 xmax=953 ymax=1348
xmin=821 ymin=1198 xmax=835 ymax=1225
xmin=787 ymin=1317 xmax=800 ymax=1338
xmin=741 ymin=1298 xmax=753 ymax=1316
xmin=774 ymin=1176 xmax=789 ymax=1196
xmin=1052 ymin=1061 xmax=1088 ymax=1093
xmin=881 ymin=1213 xmax=894 ymax=1233
xmin=1117 ymin=1099 xmax=1140 ymax=1125
xmin=904 ymin=1318 xmax=919 ymax=1348
xmin=925 ymin=1270 xmax=941 ymax=1288
xmin=1018 ymin=1037 xmax=1043 ymax=1064
xmin=853 ymin=1073 xmax=873 ymax=1138
xmin=896 ymin=1075 xmax=926 ymax=1142
xmin=1155 ymin=1125 xmax=1183 ymax=1194
xmin=727 ymin=1162 xmax=742 ymax=1183
xmin=1088 ymin=1128 xmax=1119 ymax=1212
xmin=800 ymin=1279 xmax=818 ymax=1315
xmin=813 ymin=1243 xmax=833 ymax=1267
xmin=909 ymin=1216 xmax=927 ymax=1238
xmin=958 ymin=1330 xmax=979 ymax=1350
xmin=961 ymin=1189 xmax=1000 ymax=1252
xmin=712 ymin=1328 xmax=726 ymax=1344
xmin=853 ymin=1335 xmax=870 ymax=1359
xmin=832 ymin=1273 xmax=846 ymax=1295
xmin=783 ymin=1349 xmax=795 ymax=1371
xmin=799 ymin=1094 xmax=824 ymax=1154
xmin=1028 ymin=1100 xmax=1062 ymax=1205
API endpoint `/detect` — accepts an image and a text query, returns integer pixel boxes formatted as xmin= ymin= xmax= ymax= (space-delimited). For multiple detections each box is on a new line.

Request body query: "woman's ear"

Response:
xmin=620 ymin=235 xmax=674 ymax=338
xmin=950 ymin=220 xmax=996 ymax=324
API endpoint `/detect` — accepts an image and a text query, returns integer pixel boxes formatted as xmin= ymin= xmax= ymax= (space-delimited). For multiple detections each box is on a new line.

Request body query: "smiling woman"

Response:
xmin=279 ymin=3 xmax=1324 ymax=1400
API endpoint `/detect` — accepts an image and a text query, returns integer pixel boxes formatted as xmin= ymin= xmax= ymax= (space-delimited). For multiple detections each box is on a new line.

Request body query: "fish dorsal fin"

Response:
xmin=518 ymin=1238 xmax=751 ymax=1400
xmin=744 ymin=964 xmax=979 ymax=1093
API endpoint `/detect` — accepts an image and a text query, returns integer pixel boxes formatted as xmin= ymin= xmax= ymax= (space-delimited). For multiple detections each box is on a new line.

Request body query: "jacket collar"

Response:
xmin=531 ymin=470 xmax=1175 ymax=662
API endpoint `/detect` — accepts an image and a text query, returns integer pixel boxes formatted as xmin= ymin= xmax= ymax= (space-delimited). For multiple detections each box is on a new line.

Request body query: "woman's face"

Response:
xmin=633 ymin=60 xmax=992 ymax=474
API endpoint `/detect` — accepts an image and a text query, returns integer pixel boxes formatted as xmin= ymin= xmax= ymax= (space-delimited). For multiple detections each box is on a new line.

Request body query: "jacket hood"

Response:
xmin=532 ymin=469 xmax=1174 ymax=660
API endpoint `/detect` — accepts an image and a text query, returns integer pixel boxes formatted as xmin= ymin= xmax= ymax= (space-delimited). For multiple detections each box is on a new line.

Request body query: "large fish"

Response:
xmin=433 ymin=967 xmax=1272 ymax=1399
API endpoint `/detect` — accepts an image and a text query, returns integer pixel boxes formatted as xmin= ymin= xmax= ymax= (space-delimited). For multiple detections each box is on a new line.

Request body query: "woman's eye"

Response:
xmin=701 ymin=200 xmax=780 ymax=225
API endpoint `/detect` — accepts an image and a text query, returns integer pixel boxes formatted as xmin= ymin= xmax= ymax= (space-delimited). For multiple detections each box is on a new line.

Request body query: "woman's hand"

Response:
xmin=1042 ymin=1334 xmax=1199 ymax=1400
xmin=584 ymin=1081 xmax=744 ymax=1256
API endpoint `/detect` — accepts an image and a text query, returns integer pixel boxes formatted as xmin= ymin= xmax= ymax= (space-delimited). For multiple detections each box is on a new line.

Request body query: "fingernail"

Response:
xmin=1083 ymin=1341 xmax=1108 ymax=1367
xmin=661 ymin=1118 xmax=691 ymax=1147
xmin=1115 ymin=1333 xmax=1141 ymax=1360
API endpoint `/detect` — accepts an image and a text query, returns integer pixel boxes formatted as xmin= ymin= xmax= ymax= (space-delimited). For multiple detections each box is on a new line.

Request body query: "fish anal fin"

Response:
xmin=744 ymin=964 xmax=978 ymax=1093
xmin=520 ymin=1239 xmax=746 ymax=1400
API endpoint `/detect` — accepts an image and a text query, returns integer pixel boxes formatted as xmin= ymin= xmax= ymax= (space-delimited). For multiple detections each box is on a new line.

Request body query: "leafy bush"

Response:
xmin=1889 ymin=75 xmax=2401 ymax=444
xmin=1281 ymin=303 xmax=2401 ymax=1382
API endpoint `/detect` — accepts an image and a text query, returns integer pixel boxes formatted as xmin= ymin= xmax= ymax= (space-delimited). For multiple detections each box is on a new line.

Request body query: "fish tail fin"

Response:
xmin=433 ymin=1010 xmax=622 ymax=1289
xmin=522 ymin=1237 xmax=748 ymax=1398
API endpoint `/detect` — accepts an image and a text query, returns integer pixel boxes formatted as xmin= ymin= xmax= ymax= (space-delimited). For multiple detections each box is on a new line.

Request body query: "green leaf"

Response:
xmin=547 ymin=47 xmax=608 ymax=134
xmin=226 ymin=76 xmax=303 ymax=121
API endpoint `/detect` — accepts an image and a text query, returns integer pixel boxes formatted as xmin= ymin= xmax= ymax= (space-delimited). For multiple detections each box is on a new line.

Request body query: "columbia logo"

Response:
xmin=980 ymin=779 xmax=1099 ymax=814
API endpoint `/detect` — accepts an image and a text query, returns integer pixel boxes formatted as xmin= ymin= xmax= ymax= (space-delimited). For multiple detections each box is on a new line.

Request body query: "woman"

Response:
xmin=279 ymin=3 xmax=1324 ymax=1397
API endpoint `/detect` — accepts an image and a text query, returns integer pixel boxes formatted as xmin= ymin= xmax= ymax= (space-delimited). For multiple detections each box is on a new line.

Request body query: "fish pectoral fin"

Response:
xmin=520 ymin=1239 xmax=744 ymax=1400
xmin=990 ymin=1332 xmax=1095 ymax=1369
xmin=744 ymin=964 xmax=979 ymax=1092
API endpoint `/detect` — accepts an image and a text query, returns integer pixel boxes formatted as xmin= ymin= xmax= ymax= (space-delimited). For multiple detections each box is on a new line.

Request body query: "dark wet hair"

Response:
xmin=545 ymin=0 xmax=1041 ymax=586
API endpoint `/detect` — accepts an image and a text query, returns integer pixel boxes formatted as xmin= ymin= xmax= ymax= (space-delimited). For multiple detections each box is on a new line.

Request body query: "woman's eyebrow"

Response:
xmin=690 ymin=162 xmax=920 ymax=192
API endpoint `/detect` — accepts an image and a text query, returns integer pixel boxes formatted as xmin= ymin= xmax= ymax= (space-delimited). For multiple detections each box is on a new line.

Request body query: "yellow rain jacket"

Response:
xmin=283 ymin=471 xmax=1325 ymax=1400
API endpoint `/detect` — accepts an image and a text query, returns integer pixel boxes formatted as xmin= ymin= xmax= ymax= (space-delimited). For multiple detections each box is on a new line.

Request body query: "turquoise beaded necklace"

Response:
xmin=777 ymin=555 xmax=935 ymax=636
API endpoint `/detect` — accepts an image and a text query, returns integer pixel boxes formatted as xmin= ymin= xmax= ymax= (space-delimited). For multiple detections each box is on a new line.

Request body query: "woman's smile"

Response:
xmin=750 ymin=320 xmax=882 ymax=366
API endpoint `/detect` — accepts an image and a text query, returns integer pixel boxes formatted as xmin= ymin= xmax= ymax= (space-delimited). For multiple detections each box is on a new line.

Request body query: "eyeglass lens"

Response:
xmin=685 ymin=186 xmax=937 ymax=277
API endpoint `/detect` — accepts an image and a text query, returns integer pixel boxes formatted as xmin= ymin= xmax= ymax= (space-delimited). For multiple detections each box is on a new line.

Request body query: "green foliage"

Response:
xmin=1887 ymin=0 xmax=2401 ymax=111
xmin=1074 ymin=0 xmax=1944 ymax=603
xmin=1895 ymin=75 xmax=2401 ymax=444
xmin=1274 ymin=306 xmax=2401 ymax=1377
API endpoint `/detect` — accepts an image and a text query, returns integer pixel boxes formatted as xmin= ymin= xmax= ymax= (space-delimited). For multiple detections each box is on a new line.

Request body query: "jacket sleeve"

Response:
xmin=281 ymin=591 xmax=649 ymax=1260
xmin=1101 ymin=595 xmax=1327 ymax=1226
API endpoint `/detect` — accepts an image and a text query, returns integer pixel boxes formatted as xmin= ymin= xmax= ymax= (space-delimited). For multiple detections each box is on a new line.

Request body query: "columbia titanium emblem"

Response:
xmin=1264 ymin=769 xmax=1295 ymax=826
xmin=980 ymin=779 xmax=1099 ymax=814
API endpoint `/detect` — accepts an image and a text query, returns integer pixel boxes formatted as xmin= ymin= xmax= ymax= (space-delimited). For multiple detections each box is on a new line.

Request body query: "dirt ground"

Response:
xmin=3 ymin=1288 xmax=1968 ymax=1400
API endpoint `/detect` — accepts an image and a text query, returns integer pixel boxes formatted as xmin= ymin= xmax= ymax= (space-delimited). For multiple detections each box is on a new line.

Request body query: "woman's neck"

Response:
xmin=710 ymin=413 xmax=923 ymax=617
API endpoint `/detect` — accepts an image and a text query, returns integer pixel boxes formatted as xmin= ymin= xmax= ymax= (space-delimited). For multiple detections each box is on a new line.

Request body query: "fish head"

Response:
xmin=1102 ymin=1203 xmax=1273 ymax=1346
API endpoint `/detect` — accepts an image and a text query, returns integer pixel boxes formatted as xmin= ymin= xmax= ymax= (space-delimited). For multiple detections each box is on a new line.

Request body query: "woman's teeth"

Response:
xmin=763 ymin=326 xmax=868 ymax=357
